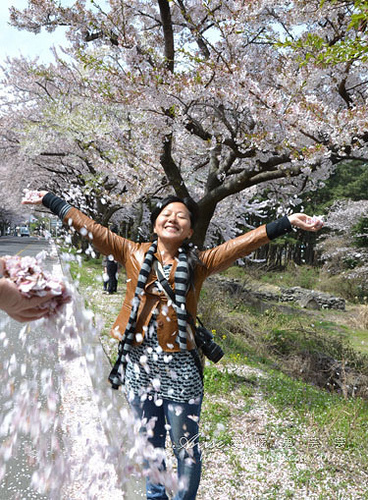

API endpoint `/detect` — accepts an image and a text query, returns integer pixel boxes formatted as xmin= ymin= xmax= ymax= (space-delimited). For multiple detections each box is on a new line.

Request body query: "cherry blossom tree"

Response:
xmin=281 ymin=0 xmax=368 ymax=65
xmin=0 ymin=162 xmax=40 ymax=228
xmin=0 ymin=203 xmax=16 ymax=236
xmin=2 ymin=0 xmax=368 ymax=246
xmin=318 ymin=199 xmax=368 ymax=300
xmin=0 ymin=56 xmax=130 ymax=226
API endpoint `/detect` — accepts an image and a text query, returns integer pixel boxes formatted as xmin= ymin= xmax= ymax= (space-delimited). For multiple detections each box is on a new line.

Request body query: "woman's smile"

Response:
xmin=164 ymin=223 xmax=179 ymax=232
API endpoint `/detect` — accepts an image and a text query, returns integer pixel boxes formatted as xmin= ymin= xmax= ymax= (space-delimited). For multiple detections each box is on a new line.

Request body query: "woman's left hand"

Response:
xmin=288 ymin=213 xmax=324 ymax=232
xmin=21 ymin=190 xmax=48 ymax=205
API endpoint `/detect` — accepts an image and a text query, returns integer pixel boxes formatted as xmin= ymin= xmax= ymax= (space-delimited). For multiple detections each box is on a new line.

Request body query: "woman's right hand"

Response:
xmin=21 ymin=190 xmax=48 ymax=205
xmin=0 ymin=277 xmax=57 ymax=322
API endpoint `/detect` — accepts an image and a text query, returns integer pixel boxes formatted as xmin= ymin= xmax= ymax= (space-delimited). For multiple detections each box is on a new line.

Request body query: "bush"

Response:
xmin=318 ymin=270 xmax=368 ymax=303
xmin=352 ymin=215 xmax=368 ymax=248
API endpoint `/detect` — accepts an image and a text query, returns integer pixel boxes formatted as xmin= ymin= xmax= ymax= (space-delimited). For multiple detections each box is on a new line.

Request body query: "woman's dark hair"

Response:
xmin=150 ymin=195 xmax=199 ymax=229
xmin=150 ymin=195 xmax=203 ymax=283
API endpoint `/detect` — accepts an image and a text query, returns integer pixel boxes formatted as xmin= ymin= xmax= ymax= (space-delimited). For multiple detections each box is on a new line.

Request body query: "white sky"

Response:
xmin=0 ymin=1 xmax=70 ymax=66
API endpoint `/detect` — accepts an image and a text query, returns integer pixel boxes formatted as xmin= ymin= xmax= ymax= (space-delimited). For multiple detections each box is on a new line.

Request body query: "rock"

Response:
xmin=298 ymin=294 xmax=321 ymax=310
xmin=207 ymin=275 xmax=346 ymax=310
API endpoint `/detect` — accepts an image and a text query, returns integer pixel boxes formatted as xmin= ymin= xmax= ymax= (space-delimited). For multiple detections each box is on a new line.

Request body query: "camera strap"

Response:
xmin=153 ymin=260 xmax=204 ymax=381
xmin=153 ymin=260 xmax=196 ymax=326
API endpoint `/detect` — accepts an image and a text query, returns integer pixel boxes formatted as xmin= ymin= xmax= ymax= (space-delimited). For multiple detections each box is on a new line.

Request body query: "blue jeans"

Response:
xmin=129 ymin=396 xmax=202 ymax=500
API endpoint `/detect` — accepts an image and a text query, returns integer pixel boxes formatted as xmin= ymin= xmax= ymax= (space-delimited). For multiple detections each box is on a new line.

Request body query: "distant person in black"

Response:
xmin=106 ymin=257 xmax=118 ymax=294
xmin=103 ymin=225 xmax=119 ymax=294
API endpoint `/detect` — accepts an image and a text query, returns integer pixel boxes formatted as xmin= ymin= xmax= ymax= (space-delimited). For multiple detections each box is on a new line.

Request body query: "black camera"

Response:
xmin=194 ymin=326 xmax=224 ymax=363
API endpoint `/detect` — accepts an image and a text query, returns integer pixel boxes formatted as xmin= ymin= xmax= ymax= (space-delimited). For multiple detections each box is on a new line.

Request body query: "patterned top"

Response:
xmin=124 ymin=265 xmax=203 ymax=404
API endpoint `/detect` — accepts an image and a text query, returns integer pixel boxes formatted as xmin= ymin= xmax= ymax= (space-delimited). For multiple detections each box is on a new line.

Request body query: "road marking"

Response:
xmin=16 ymin=243 xmax=33 ymax=256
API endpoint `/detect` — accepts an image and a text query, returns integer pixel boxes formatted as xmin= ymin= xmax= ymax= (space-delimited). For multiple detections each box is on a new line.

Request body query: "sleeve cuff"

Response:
xmin=266 ymin=215 xmax=292 ymax=240
xmin=42 ymin=192 xmax=72 ymax=220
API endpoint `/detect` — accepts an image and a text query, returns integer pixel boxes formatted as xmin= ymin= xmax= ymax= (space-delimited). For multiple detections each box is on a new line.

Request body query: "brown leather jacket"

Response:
xmin=65 ymin=207 xmax=270 ymax=352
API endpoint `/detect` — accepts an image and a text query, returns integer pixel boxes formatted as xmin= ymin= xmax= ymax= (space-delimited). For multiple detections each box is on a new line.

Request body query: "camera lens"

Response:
xmin=195 ymin=326 xmax=224 ymax=363
xmin=202 ymin=342 xmax=224 ymax=363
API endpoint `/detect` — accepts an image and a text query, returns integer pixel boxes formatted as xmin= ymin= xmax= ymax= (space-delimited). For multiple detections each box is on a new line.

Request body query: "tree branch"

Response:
xmin=157 ymin=0 xmax=175 ymax=72
xmin=176 ymin=0 xmax=211 ymax=59
xmin=204 ymin=155 xmax=297 ymax=206
xmin=184 ymin=117 xmax=212 ymax=141
xmin=160 ymin=134 xmax=190 ymax=198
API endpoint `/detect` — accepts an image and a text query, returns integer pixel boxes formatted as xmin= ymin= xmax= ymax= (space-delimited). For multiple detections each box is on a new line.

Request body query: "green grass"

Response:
xmin=259 ymin=369 xmax=368 ymax=452
xmin=220 ymin=263 xmax=321 ymax=290
xmin=201 ymin=399 xmax=233 ymax=447
xmin=260 ymin=265 xmax=320 ymax=290
xmin=350 ymin=328 xmax=368 ymax=354
xmin=67 ymin=256 xmax=103 ymax=286
xmin=203 ymin=364 xmax=254 ymax=395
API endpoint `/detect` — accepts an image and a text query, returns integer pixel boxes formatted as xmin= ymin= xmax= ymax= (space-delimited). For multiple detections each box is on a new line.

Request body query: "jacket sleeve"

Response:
xmin=42 ymin=193 xmax=138 ymax=265
xmin=199 ymin=216 xmax=292 ymax=276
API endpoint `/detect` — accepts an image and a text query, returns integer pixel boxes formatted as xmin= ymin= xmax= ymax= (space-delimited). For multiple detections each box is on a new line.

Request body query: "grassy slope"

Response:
xmin=66 ymin=255 xmax=368 ymax=499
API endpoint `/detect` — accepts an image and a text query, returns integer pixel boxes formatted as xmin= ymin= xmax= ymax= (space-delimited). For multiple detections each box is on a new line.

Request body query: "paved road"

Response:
xmin=0 ymin=237 xmax=144 ymax=499
xmin=0 ymin=236 xmax=47 ymax=259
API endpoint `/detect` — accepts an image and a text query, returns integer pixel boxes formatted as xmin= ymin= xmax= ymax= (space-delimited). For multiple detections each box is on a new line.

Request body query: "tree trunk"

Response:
xmin=191 ymin=199 xmax=217 ymax=248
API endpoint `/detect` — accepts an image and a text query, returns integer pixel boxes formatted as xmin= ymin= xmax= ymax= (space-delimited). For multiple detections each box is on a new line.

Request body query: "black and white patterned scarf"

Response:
xmin=109 ymin=240 xmax=189 ymax=389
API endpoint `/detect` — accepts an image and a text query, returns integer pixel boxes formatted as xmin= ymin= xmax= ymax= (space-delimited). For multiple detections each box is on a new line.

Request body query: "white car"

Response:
xmin=20 ymin=226 xmax=30 ymax=237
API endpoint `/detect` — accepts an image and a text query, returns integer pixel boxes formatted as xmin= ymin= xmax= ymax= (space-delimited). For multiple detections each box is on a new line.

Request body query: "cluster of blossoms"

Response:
xmin=22 ymin=189 xmax=43 ymax=203
xmin=1 ymin=252 xmax=71 ymax=316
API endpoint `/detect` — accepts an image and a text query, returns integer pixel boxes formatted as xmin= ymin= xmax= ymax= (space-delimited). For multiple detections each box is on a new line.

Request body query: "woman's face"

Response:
xmin=154 ymin=202 xmax=194 ymax=244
